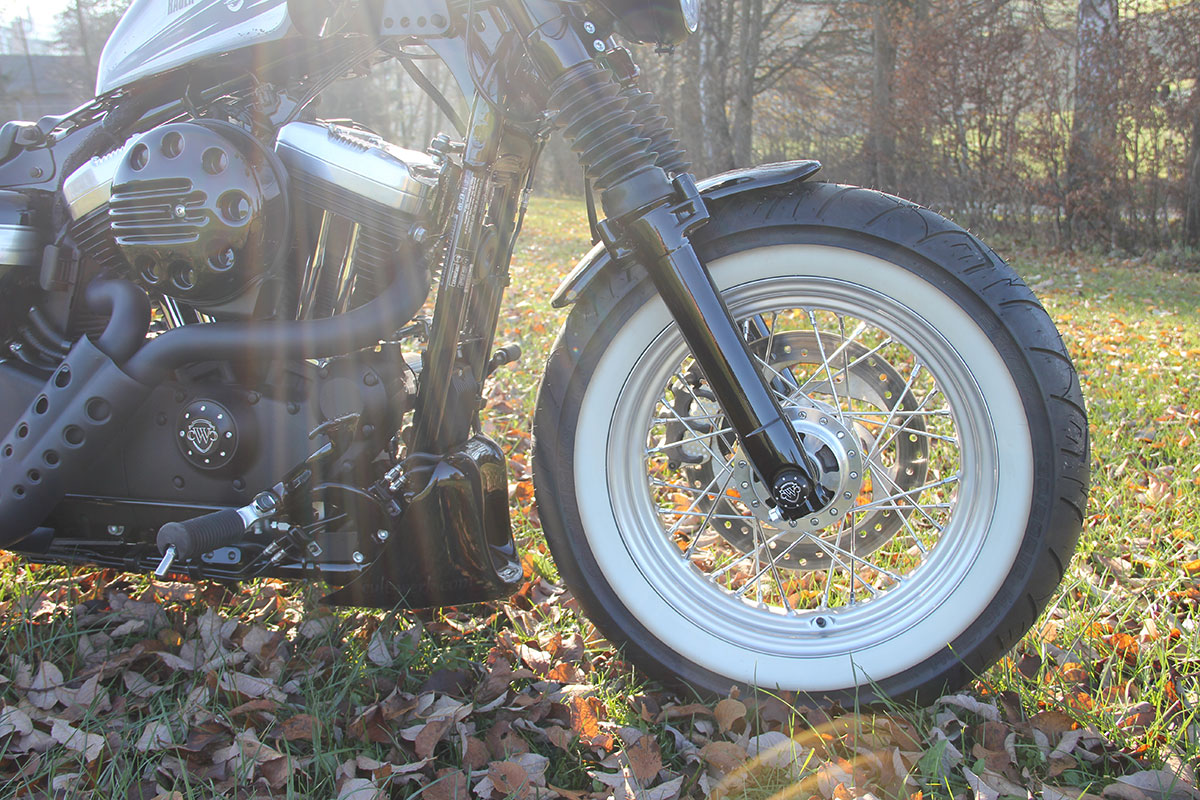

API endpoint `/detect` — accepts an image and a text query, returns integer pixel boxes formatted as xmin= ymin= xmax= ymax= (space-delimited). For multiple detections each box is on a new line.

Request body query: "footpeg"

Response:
xmin=156 ymin=508 xmax=246 ymax=572
xmin=486 ymin=344 xmax=522 ymax=376
xmin=154 ymin=491 xmax=277 ymax=574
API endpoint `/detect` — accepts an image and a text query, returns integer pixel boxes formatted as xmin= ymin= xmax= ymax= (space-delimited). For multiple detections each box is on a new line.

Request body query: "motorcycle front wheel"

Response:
xmin=533 ymin=182 xmax=1088 ymax=703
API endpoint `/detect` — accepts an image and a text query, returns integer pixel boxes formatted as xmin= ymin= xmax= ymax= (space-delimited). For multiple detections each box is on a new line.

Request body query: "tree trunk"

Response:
xmin=1066 ymin=0 xmax=1119 ymax=245
xmin=697 ymin=0 xmax=736 ymax=175
xmin=869 ymin=0 xmax=897 ymax=190
xmin=1185 ymin=54 xmax=1200 ymax=247
xmin=73 ymin=0 xmax=96 ymax=85
xmin=731 ymin=0 xmax=764 ymax=168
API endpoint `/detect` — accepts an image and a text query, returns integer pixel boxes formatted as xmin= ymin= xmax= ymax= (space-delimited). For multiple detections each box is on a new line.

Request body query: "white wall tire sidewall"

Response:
xmin=572 ymin=244 xmax=1034 ymax=693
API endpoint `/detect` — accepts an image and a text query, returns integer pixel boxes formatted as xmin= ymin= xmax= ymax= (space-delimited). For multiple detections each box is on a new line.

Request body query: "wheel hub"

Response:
xmin=729 ymin=404 xmax=864 ymax=531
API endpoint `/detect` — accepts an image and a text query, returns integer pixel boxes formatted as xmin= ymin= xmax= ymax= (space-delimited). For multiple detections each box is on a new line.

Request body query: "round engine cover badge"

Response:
xmin=177 ymin=399 xmax=238 ymax=470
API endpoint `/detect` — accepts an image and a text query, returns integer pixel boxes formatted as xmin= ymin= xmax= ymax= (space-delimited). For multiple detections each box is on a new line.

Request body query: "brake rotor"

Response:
xmin=666 ymin=330 xmax=931 ymax=570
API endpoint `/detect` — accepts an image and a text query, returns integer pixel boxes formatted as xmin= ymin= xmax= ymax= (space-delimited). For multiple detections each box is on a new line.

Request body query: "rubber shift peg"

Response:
xmin=157 ymin=509 xmax=245 ymax=559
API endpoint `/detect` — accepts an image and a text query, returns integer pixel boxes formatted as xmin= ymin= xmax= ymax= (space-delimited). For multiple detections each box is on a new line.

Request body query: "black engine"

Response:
xmin=0 ymin=116 xmax=446 ymax=550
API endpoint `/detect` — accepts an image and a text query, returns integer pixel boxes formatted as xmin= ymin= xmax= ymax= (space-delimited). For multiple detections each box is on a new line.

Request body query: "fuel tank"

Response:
xmin=96 ymin=0 xmax=296 ymax=96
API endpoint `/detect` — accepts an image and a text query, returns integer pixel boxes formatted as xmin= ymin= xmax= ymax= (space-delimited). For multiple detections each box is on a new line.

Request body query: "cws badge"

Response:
xmin=177 ymin=399 xmax=238 ymax=470
xmin=186 ymin=418 xmax=219 ymax=453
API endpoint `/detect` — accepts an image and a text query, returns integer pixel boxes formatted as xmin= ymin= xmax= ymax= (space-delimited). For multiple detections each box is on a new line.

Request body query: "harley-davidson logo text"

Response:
xmin=167 ymin=0 xmax=197 ymax=14
xmin=186 ymin=419 xmax=219 ymax=453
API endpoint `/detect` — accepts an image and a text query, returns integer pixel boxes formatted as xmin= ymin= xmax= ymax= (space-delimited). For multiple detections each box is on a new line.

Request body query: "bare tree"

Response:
xmin=1066 ymin=0 xmax=1119 ymax=245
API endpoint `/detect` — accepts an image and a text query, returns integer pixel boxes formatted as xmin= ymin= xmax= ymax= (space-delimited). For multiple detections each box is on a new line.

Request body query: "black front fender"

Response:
xmin=550 ymin=160 xmax=821 ymax=308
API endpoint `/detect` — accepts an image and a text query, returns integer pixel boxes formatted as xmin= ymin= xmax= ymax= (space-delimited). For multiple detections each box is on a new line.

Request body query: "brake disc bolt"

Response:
xmin=376 ymin=529 xmax=389 ymax=542
xmin=810 ymin=518 xmax=820 ymax=526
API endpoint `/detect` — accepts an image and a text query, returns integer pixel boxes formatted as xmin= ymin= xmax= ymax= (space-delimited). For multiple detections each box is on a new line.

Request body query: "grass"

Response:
xmin=1 ymin=194 xmax=1198 ymax=798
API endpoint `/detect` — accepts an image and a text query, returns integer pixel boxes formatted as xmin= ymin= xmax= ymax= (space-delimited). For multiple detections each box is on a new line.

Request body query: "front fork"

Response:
xmin=510 ymin=5 xmax=824 ymax=518
xmin=609 ymin=174 xmax=826 ymax=519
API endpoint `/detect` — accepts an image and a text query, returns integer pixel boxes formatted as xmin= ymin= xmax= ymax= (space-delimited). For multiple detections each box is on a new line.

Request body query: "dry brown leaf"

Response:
xmin=414 ymin=716 xmax=455 ymax=760
xmin=260 ymin=754 xmax=298 ymax=790
xmin=546 ymin=725 xmax=574 ymax=753
xmin=518 ymin=643 xmax=552 ymax=675
xmin=546 ymin=783 xmax=588 ymax=800
xmin=1044 ymin=786 xmax=1104 ymax=800
xmin=659 ymin=703 xmax=714 ymax=722
xmin=700 ymin=741 xmax=747 ymax=775
xmin=297 ymin=615 xmax=337 ymax=639
xmin=936 ymin=694 xmax=1001 ymax=722
xmin=714 ymin=698 xmax=747 ymax=734
xmin=0 ymin=705 xmax=33 ymax=737
xmin=1031 ymin=710 xmax=1078 ymax=741
xmin=367 ymin=630 xmax=395 ymax=667
xmin=459 ymin=734 xmax=490 ymax=770
xmin=962 ymin=766 xmax=1027 ymax=800
xmin=971 ymin=743 xmax=1012 ymax=773
xmin=546 ymin=662 xmax=586 ymax=684
xmin=279 ymin=713 xmax=319 ymax=742
xmin=336 ymin=777 xmax=385 ymax=800
xmin=1049 ymin=754 xmax=1078 ymax=778
xmin=57 ymin=674 xmax=105 ymax=709
xmin=568 ymin=695 xmax=614 ymax=751
xmin=1109 ymin=770 xmax=1200 ymax=800
xmin=50 ymin=718 xmax=106 ymax=761
xmin=27 ymin=661 xmax=64 ymax=710
xmin=425 ymin=768 xmax=470 ymax=800
xmin=134 ymin=722 xmax=174 ymax=752
xmin=350 ymin=705 xmax=392 ymax=744
xmin=124 ymin=671 xmax=164 ymax=698
xmin=625 ymin=733 xmax=662 ymax=784
xmin=489 ymin=760 xmax=533 ymax=800
xmin=746 ymin=732 xmax=810 ymax=778
xmin=218 ymin=671 xmax=286 ymax=702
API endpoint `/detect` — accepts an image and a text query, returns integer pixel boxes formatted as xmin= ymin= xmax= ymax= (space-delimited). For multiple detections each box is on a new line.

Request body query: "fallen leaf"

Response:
xmin=278 ymin=713 xmax=320 ymax=742
xmin=0 ymin=705 xmax=34 ymax=738
xmin=700 ymin=741 xmax=747 ymax=775
xmin=1109 ymin=770 xmax=1200 ymax=800
xmin=135 ymin=722 xmax=174 ymax=752
xmin=217 ymin=671 xmax=286 ymax=702
xmin=546 ymin=725 xmax=574 ymax=752
xmin=625 ymin=733 xmax=662 ymax=784
xmin=425 ymin=768 xmax=470 ymax=800
xmin=336 ymin=777 xmax=384 ymax=800
xmin=568 ymin=695 xmax=614 ymax=751
xmin=123 ymin=671 xmax=164 ymax=698
xmin=746 ymin=731 xmax=809 ymax=778
xmin=50 ymin=718 xmax=106 ymax=761
xmin=414 ymin=716 xmax=454 ymax=760
xmin=489 ymin=760 xmax=533 ymax=799
xmin=714 ymin=698 xmax=747 ymax=734
xmin=367 ymin=630 xmax=394 ymax=667
xmin=28 ymin=662 xmax=64 ymax=710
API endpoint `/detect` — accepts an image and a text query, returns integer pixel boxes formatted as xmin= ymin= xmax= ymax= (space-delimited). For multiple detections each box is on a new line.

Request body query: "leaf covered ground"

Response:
xmin=1 ymin=197 xmax=1199 ymax=799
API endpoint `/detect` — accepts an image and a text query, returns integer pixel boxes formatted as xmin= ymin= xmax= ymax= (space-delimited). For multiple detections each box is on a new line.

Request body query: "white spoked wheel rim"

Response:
xmin=574 ymin=245 xmax=1033 ymax=692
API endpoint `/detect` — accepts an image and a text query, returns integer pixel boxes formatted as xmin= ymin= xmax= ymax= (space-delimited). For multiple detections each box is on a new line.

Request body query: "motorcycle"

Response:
xmin=0 ymin=0 xmax=1087 ymax=703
